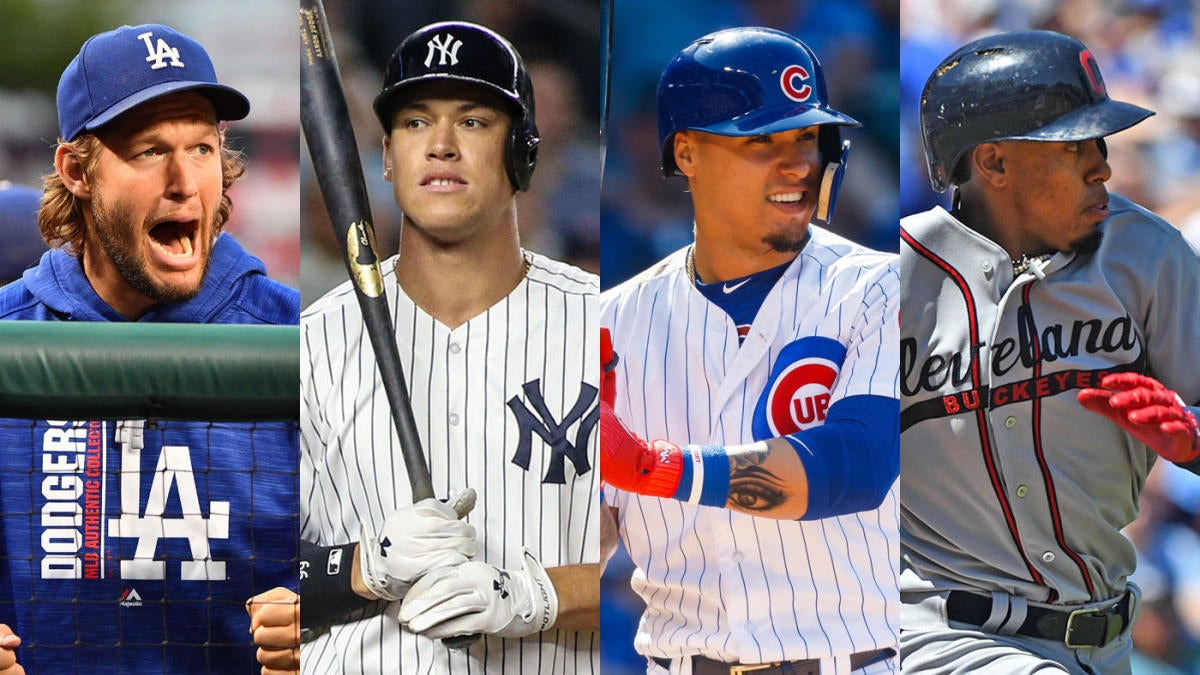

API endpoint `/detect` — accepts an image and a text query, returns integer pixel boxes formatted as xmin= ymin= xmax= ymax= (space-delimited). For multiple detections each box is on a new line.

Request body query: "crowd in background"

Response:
xmin=901 ymin=2 xmax=1200 ymax=672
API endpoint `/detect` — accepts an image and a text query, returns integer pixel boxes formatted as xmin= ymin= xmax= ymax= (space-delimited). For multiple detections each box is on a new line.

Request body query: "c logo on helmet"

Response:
xmin=780 ymin=64 xmax=812 ymax=102
xmin=765 ymin=357 xmax=839 ymax=436
xmin=1079 ymin=50 xmax=1106 ymax=96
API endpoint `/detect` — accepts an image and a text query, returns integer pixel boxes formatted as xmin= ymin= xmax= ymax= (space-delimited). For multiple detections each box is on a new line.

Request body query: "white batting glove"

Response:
xmin=397 ymin=548 xmax=558 ymax=639
xmin=358 ymin=488 xmax=478 ymax=601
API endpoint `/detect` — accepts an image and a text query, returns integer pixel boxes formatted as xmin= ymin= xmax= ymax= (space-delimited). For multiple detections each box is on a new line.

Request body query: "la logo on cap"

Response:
xmin=137 ymin=31 xmax=184 ymax=70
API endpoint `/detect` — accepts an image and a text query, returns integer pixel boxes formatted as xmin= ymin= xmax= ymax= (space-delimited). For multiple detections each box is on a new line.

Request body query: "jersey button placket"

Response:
xmin=447 ymin=334 xmax=468 ymax=444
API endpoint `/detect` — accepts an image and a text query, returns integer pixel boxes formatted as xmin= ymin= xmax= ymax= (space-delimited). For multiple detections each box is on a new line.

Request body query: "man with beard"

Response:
xmin=600 ymin=27 xmax=900 ymax=674
xmin=0 ymin=24 xmax=299 ymax=674
xmin=899 ymin=31 xmax=1200 ymax=674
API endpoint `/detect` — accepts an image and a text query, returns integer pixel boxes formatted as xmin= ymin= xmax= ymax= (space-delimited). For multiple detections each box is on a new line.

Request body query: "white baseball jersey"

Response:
xmin=300 ymin=251 xmax=600 ymax=674
xmin=899 ymin=195 xmax=1200 ymax=605
xmin=602 ymin=225 xmax=900 ymax=669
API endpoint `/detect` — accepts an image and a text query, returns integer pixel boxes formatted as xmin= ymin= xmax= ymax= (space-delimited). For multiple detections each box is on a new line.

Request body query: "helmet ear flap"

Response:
xmin=813 ymin=127 xmax=849 ymax=226
xmin=507 ymin=117 xmax=539 ymax=191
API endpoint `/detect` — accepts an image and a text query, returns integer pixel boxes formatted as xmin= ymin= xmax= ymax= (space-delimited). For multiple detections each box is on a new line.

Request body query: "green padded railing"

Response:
xmin=0 ymin=322 xmax=299 ymax=421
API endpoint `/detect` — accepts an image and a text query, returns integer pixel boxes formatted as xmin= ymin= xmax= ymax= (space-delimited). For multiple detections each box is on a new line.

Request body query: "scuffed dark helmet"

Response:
xmin=656 ymin=27 xmax=860 ymax=225
xmin=373 ymin=21 xmax=539 ymax=192
xmin=920 ymin=30 xmax=1153 ymax=193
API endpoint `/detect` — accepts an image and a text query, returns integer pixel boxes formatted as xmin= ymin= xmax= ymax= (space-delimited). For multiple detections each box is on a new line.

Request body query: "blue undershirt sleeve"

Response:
xmin=782 ymin=394 xmax=899 ymax=520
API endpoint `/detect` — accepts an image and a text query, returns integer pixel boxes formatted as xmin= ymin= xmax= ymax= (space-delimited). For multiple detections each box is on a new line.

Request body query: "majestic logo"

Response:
xmin=118 ymin=588 xmax=143 ymax=608
xmin=137 ymin=32 xmax=184 ymax=70
xmin=754 ymin=337 xmax=846 ymax=439
xmin=507 ymin=380 xmax=597 ymax=484
xmin=780 ymin=64 xmax=813 ymax=102
xmin=425 ymin=34 xmax=463 ymax=67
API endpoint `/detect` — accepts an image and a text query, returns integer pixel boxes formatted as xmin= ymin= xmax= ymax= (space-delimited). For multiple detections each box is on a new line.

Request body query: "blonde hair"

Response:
xmin=38 ymin=130 xmax=246 ymax=255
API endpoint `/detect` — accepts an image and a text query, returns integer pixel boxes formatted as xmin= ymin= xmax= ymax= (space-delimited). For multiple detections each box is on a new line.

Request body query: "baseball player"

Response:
xmin=0 ymin=24 xmax=300 ymax=674
xmin=600 ymin=27 xmax=900 ymax=675
xmin=899 ymin=30 xmax=1200 ymax=674
xmin=296 ymin=21 xmax=601 ymax=673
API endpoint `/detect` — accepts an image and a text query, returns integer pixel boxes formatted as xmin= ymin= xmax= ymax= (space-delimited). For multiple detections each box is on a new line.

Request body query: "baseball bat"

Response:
xmin=300 ymin=0 xmax=480 ymax=650
xmin=299 ymin=0 xmax=434 ymax=502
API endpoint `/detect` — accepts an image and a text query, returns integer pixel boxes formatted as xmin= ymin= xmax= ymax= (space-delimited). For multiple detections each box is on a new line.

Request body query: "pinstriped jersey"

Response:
xmin=300 ymin=251 xmax=600 ymax=674
xmin=899 ymin=195 xmax=1200 ymax=605
xmin=601 ymin=225 xmax=900 ymax=666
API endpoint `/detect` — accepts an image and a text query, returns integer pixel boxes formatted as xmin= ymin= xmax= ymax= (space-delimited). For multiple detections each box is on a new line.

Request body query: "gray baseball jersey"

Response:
xmin=300 ymin=251 xmax=600 ymax=674
xmin=899 ymin=193 xmax=1200 ymax=606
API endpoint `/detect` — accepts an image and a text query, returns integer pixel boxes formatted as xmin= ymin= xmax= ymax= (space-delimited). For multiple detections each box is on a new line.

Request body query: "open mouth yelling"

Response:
xmin=148 ymin=219 xmax=202 ymax=270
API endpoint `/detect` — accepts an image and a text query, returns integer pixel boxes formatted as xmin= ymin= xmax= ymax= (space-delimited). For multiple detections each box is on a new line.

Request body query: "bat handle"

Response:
xmin=443 ymin=634 xmax=482 ymax=650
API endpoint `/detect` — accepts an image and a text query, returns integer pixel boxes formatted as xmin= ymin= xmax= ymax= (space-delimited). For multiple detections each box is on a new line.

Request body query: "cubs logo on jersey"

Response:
xmin=752 ymin=336 xmax=847 ymax=439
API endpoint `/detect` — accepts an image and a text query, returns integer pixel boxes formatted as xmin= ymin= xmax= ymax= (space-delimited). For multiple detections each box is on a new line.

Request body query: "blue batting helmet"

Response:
xmin=656 ymin=27 xmax=860 ymax=224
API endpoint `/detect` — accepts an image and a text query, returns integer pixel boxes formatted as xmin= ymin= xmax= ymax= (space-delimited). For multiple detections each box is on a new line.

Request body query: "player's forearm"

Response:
xmin=602 ymin=395 xmax=898 ymax=520
xmin=546 ymin=563 xmax=601 ymax=631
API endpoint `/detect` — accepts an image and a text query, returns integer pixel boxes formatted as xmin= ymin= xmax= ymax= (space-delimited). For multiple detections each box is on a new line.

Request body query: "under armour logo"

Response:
xmin=379 ymin=536 xmax=392 ymax=558
xmin=507 ymin=380 xmax=597 ymax=484
xmin=424 ymin=34 xmax=463 ymax=67
xmin=137 ymin=32 xmax=184 ymax=70
xmin=493 ymin=571 xmax=511 ymax=599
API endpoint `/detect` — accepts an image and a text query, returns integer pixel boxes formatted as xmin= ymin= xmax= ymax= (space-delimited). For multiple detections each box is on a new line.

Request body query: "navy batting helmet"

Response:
xmin=920 ymin=30 xmax=1154 ymax=193
xmin=373 ymin=21 xmax=540 ymax=192
xmin=656 ymin=27 xmax=860 ymax=225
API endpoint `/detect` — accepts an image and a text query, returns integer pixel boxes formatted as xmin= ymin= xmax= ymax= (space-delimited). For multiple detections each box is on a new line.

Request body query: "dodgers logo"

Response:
xmin=137 ymin=32 xmax=184 ymax=70
xmin=753 ymin=337 xmax=846 ymax=439
xmin=780 ymin=64 xmax=812 ymax=102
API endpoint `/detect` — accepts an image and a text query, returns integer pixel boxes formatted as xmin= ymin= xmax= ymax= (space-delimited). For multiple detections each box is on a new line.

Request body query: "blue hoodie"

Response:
xmin=0 ymin=232 xmax=297 ymax=324
xmin=0 ymin=233 xmax=300 ymax=673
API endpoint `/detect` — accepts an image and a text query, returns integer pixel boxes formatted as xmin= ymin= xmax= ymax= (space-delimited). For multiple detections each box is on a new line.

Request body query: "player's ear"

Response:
xmin=673 ymin=132 xmax=697 ymax=178
xmin=55 ymin=142 xmax=91 ymax=199
xmin=382 ymin=137 xmax=393 ymax=182
xmin=971 ymin=143 xmax=1008 ymax=187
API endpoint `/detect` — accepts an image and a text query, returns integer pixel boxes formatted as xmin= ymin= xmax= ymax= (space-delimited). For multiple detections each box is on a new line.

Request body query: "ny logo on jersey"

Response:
xmin=137 ymin=31 xmax=184 ymax=70
xmin=507 ymin=380 xmax=597 ymax=484
xmin=424 ymin=33 xmax=463 ymax=67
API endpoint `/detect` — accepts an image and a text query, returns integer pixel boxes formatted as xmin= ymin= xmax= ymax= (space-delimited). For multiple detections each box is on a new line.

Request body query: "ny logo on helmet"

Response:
xmin=780 ymin=64 xmax=812 ymax=102
xmin=425 ymin=34 xmax=463 ymax=68
xmin=137 ymin=32 xmax=183 ymax=70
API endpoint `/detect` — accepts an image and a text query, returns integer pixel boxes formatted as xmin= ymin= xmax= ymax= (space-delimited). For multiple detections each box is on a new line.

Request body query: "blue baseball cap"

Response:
xmin=57 ymin=24 xmax=250 ymax=140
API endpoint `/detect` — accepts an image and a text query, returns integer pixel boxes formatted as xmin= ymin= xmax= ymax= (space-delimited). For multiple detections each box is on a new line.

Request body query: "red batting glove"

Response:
xmin=1078 ymin=373 xmax=1200 ymax=464
xmin=600 ymin=400 xmax=684 ymax=497
xmin=601 ymin=327 xmax=617 ymax=408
